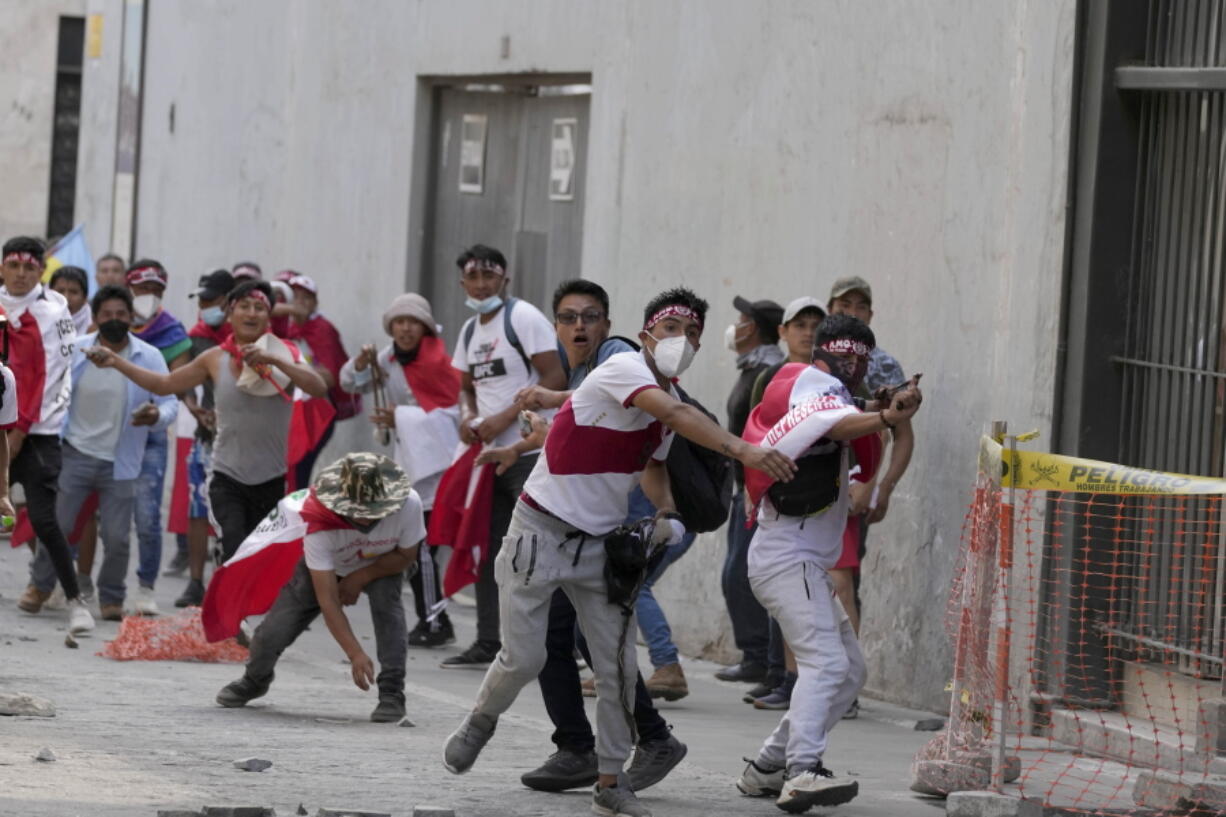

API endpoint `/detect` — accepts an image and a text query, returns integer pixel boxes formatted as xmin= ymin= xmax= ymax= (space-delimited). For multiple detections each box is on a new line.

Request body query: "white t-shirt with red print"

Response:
xmin=523 ymin=351 xmax=676 ymax=535
xmin=302 ymin=490 xmax=426 ymax=578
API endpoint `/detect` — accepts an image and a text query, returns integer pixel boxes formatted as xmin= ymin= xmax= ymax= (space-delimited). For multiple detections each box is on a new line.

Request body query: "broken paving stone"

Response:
xmin=317 ymin=810 xmax=391 ymax=817
xmin=232 ymin=757 xmax=273 ymax=772
xmin=397 ymin=716 xmax=416 ymax=727
xmin=914 ymin=717 xmax=946 ymax=731
xmin=17 ymin=635 xmax=36 ymax=641
xmin=297 ymin=806 xmax=307 ymax=816
xmin=0 ymin=692 xmax=56 ymax=717
xmin=34 ymin=747 xmax=56 ymax=762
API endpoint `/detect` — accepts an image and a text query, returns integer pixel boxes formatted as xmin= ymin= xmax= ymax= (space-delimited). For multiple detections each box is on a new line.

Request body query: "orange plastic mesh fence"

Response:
xmin=99 ymin=608 xmax=248 ymax=663
xmin=913 ymin=445 xmax=1225 ymax=815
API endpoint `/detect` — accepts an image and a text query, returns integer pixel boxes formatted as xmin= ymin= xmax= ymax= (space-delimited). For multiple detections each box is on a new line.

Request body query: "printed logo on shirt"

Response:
xmin=472 ymin=358 xmax=508 ymax=381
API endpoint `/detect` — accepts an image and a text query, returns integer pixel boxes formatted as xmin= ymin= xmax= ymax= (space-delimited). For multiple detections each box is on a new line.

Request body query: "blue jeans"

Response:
xmin=32 ymin=444 xmax=135 ymax=606
xmin=627 ymin=487 xmax=696 ymax=670
xmin=135 ymin=429 xmax=169 ymax=588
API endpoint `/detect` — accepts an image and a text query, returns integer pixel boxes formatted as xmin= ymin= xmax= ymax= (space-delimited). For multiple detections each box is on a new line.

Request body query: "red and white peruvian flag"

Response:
xmin=286 ymin=387 xmax=336 ymax=492
xmin=201 ymin=487 xmax=348 ymax=642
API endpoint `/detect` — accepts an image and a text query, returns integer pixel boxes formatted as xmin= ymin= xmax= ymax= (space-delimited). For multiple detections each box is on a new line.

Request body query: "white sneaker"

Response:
xmin=44 ymin=585 xmax=67 ymax=611
xmin=68 ymin=598 xmax=95 ymax=635
xmin=133 ymin=584 xmax=160 ymax=617
xmin=776 ymin=763 xmax=859 ymax=812
xmin=736 ymin=757 xmax=785 ymax=797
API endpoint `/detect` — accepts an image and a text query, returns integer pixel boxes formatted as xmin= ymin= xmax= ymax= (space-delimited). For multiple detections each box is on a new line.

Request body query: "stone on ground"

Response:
xmin=0 ymin=692 xmax=56 ymax=717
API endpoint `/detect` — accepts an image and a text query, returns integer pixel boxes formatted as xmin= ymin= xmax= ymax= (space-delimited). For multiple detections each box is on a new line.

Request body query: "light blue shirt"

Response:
xmin=65 ymin=332 xmax=178 ymax=480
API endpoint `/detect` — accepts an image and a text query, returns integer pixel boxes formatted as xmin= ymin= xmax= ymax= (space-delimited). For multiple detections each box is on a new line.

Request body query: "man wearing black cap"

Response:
xmin=168 ymin=269 xmax=235 ymax=606
xmin=717 ymin=295 xmax=785 ymax=684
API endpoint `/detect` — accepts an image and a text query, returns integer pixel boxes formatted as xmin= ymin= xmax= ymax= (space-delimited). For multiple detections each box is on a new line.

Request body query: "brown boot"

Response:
xmin=645 ymin=663 xmax=689 ymax=701
xmin=17 ymin=584 xmax=51 ymax=614
xmin=99 ymin=603 xmax=124 ymax=622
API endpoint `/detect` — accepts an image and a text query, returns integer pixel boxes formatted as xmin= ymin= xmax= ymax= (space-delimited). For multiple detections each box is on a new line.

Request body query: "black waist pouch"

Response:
xmin=767 ymin=449 xmax=841 ymax=517
xmin=603 ymin=524 xmax=649 ymax=607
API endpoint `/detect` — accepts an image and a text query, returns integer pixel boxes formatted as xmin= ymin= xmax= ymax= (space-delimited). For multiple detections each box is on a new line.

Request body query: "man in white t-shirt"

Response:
xmin=443 ymin=244 xmax=566 ymax=669
xmin=444 ymin=288 xmax=797 ymax=817
xmin=735 ymin=314 xmax=922 ymax=813
xmin=215 ymin=453 xmax=426 ymax=723
xmin=0 ymin=360 xmax=17 ymax=526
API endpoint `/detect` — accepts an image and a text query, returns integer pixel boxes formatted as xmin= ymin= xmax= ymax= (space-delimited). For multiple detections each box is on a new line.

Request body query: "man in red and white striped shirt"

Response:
xmin=2 ymin=236 xmax=93 ymax=634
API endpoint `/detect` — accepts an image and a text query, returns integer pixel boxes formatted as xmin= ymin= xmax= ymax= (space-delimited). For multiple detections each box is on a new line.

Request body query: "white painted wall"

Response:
xmin=95 ymin=0 xmax=1074 ymax=711
xmin=0 ymin=0 xmax=86 ymax=240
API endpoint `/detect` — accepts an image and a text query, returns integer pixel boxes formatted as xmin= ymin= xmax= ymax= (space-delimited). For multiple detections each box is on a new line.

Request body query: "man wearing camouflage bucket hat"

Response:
xmin=213 ymin=452 xmax=425 ymax=722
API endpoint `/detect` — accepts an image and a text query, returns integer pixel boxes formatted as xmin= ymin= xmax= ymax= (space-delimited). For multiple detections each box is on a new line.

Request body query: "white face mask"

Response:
xmin=724 ymin=323 xmax=739 ymax=352
xmin=465 ymin=294 xmax=503 ymax=314
xmin=646 ymin=334 xmax=697 ymax=379
xmin=132 ymin=293 xmax=161 ymax=324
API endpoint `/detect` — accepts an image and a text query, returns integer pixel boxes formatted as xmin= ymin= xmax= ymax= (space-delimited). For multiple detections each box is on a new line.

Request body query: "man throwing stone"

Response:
xmin=443 ymin=287 xmax=796 ymax=817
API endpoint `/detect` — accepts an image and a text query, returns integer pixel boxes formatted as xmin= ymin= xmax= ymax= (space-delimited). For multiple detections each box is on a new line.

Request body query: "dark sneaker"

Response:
xmin=842 ymin=697 xmax=860 ymax=719
xmin=592 ymin=778 xmax=651 ymax=817
xmin=216 ymin=674 xmax=272 ymax=708
xmin=441 ymin=640 xmax=499 ymax=669
xmin=736 ymin=757 xmax=785 ymax=797
xmin=174 ymin=578 xmax=205 ymax=608
xmin=743 ymin=677 xmax=783 ymax=704
xmin=520 ymin=748 xmax=599 ymax=792
xmin=776 ymin=763 xmax=858 ymax=813
xmin=163 ymin=551 xmax=189 ymax=577
xmin=371 ymin=696 xmax=406 ymax=723
xmin=408 ymin=614 xmax=456 ymax=648
xmin=626 ymin=732 xmax=687 ymax=791
xmin=754 ymin=673 xmax=797 ymax=710
xmin=715 ymin=661 xmax=767 ymax=683
xmin=443 ymin=712 xmax=497 ymax=774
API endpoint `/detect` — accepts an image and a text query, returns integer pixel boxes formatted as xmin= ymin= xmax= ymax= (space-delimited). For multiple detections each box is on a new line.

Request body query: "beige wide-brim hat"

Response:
xmin=382 ymin=293 xmax=439 ymax=336
xmin=314 ymin=452 xmax=412 ymax=520
xmin=235 ymin=333 xmax=294 ymax=397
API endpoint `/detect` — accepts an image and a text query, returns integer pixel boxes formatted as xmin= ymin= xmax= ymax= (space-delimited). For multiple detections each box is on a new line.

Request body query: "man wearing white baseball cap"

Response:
xmin=340 ymin=292 xmax=462 ymax=648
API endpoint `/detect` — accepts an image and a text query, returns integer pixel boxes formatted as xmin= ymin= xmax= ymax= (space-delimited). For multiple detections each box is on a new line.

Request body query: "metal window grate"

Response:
xmin=45 ymin=16 xmax=84 ymax=239
xmin=1112 ymin=0 xmax=1226 ymax=681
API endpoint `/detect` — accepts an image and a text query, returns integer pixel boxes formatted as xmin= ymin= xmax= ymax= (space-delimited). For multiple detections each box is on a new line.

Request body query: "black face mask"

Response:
xmin=97 ymin=319 xmax=130 ymax=344
xmin=812 ymin=347 xmax=868 ymax=391
xmin=392 ymin=345 xmax=418 ymax=366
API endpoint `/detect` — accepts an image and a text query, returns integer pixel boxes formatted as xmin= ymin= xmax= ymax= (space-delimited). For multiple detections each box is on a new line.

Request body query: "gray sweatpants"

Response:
xmin=472 ymin=500 xmax=638 ymax=776
xmin=751 ymin=561 xmax=866 ymax=771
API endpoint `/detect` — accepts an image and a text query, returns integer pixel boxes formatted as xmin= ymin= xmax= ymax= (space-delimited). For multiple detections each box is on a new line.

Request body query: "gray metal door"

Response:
xmin=420 ymin=86 xmax=589 ymax=343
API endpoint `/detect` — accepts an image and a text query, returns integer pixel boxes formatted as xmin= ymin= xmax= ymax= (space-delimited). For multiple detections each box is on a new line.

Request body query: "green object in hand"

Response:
xmin=1 ymin=515 xmax=14 ymax=528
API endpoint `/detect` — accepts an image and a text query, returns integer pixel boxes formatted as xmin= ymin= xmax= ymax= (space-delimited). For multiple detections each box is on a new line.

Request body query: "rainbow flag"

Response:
xmin=43 ymin=224 xmax=96 ymax=294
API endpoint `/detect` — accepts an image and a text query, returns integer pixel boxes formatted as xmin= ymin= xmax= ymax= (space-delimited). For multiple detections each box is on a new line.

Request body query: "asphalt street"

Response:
xmin=0 ymin=549 xmax=947 ymax=817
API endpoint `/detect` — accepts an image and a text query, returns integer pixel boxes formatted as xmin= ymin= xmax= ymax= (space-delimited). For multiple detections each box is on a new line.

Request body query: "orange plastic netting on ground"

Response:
xmin=99 ymin=608 xmax=248 ymax=662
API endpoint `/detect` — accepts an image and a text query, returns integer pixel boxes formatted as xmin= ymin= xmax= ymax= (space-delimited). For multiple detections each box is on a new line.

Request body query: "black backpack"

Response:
xmin=668 ymin=384 xmax=734 ymax=533
xmin=461 ymin=296 xmax=531 ymax=371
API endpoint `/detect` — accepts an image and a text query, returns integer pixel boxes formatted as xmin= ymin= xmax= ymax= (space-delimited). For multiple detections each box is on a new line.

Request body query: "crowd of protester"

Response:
xmin=0 ymin=235 xmax=920 ymax=817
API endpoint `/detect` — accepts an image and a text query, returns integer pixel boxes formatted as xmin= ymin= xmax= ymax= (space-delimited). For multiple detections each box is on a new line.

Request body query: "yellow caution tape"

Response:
xmin=982 ymin=435 xmax=1226 ymax=495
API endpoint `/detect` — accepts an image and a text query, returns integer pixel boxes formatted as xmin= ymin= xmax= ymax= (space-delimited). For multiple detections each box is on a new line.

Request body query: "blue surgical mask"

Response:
xmin=465 ymin=295 xmax=504 ymax=315
xmin=201 ymin=305 xmax=226 ymax=327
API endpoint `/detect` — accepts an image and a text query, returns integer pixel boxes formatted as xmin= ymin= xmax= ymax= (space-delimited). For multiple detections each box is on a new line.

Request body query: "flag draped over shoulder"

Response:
xmin=426 ymin=443 xmax=495 ymax=597
xmin=201 ymin=488 xmax=352 ymax=642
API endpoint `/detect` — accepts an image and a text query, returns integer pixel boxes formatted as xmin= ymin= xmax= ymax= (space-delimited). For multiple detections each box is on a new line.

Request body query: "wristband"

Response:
xmin=880 ymin=410 xmax=895 ymax=431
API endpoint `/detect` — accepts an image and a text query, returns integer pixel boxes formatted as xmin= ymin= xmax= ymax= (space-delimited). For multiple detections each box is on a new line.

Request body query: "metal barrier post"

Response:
xmin=991 ymin=422 xmax=1015 ymax=792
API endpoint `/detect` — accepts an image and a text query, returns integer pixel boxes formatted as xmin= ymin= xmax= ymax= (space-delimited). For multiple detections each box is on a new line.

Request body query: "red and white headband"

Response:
xmin=819 ymin=337 xmax=871 ymax=357
xmin=232 ymin=289 xmax=271 ymax=309
xmin=462 ymin=259 xmax=505 ymax=276
xmin=126 ymin=265 xmax=167 ymax=287
xmin=3 ymin=252 xmax=42 ymax=268
xmin=644 ymin=304 xmax=703 ymax=331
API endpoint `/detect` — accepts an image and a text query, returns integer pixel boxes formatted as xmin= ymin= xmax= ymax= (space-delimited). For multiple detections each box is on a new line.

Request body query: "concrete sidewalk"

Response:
xmin=0 ymin=552 xmax=947 ymax=817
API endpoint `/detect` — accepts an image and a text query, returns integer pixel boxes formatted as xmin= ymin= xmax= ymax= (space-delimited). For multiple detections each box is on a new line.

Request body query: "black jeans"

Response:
xmin=474 ymin=454 xmax=537 ymax=645
xmin=208 ymin=471 xmax=285 ymax=561
xmin=11 ymin=434 xmax=79 ymax=599
xmin=244 ymin=559 xmax=408 ymax=700
xmin=408 ymin=511 xmax=448 ymax=628
xmin=538 ymin=588 xmax=670 ymax=754
xmin=721 ymin=496 xmax=770 ymax=666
